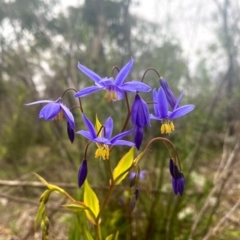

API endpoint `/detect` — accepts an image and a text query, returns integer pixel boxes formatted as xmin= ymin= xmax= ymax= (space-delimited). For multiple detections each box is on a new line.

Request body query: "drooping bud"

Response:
xmin=159 ymin=78 xmax=178 ymax=110
xmin=67 ymin=121 xmax=75 ymax=143
xmin=131 ymin=94 xmax=150 ymax=128
xmin=131 ymin=93 xmax=150 ymax=150
xmin=169 ymin=159 xmax=185 ymax=195
xmin=78 ymin=159 xmax=88 ymax=188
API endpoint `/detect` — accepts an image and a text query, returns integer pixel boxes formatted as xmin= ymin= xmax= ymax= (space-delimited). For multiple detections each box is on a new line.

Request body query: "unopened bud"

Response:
xmin=78 ymin=159 xmax=88 ymax=188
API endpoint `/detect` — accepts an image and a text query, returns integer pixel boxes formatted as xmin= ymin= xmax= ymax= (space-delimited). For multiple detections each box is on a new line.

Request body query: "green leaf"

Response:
xmin=84 ymin=179 xmax=100 ymax=224
xmin=113 ymin=147 xmax=134 ymax=184
xmin=35 ymin=201 xmax=45 ymax=230
xmin=105 ymin=234 xmax=113 ymax=240
xmin=114 ymin=231 xmax=119 ymax=240
xmin=62 ymin=203 xmax=86 ymax=213
xmin=33 ymin=172 xmax=65 ymax=193
xmin=84 ymin=226 xmax=94 ymax=240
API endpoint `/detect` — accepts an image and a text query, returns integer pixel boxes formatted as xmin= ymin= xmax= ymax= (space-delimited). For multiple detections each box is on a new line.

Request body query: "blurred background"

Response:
xmin=0 ymin=0 xmax=240 ymax=239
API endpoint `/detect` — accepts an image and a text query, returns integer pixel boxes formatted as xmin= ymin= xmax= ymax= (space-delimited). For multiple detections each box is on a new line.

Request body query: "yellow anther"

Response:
xmin=52 ymin=109 xmax=63 ymax=121
xmin=104 ymin=89 xmax=118 ymax=101
xmin=95 ymin=144 xmax=110 ymax=160
xmin=160 ymin=121 xmax=174 ymax=134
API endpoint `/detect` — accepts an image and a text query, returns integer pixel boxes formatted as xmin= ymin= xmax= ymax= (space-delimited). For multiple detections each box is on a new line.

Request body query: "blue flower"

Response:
xmin=76 ymin=114 xmax=135 ymax=160
xmin=25 ymin=98 xmax=75 ymax=130
xmin=75 ymin=58 xmax=151 ymax=101
xmin=150 ymin=88 xmax=194 ymax=134
xmin=131 ymin=94 xmax=150 ymax=149
xmin=169 ymin=159 xmax=185 ymax=195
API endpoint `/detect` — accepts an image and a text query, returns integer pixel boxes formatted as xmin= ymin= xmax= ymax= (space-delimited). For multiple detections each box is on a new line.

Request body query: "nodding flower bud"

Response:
xmin=169 ymin=159 xmax=185 ymax=195
xmin=67 ymin=121 xmax=75 ymax=143
xmin=78 ymin=159 xmax=88 ymax=188
xmin=159 ymin=78 xmax=178 ymax=110
xmin=131 ymin=94 xmax=150 ymax=149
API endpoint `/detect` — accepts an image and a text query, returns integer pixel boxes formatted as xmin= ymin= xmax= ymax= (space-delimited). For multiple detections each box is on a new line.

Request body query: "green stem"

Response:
xmin=94 ymin=223 xmax=102 ymax=240
xmin=120 ymin=92 xmax=131 ymax=133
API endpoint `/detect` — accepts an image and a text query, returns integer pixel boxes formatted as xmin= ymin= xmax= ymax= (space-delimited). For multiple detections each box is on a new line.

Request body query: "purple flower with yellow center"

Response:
xmin=169 ymin=159 xmax=185 ymax=195
xmin=150 ymin=88 xmax=194 ymax=134
xmin=25 ymin=98 xmax=75 ymax=131
xmin=76 ymin=114 xmax=135 ymax=160
xmin=131 ymin=93 xmax=150 ymax=149
xmin=75 ymin=58 xmax=151 ymax=101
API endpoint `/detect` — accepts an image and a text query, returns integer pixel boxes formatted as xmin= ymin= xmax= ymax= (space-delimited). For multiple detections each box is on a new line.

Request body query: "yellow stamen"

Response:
xmin=160 ymin=121 xmax=174 ymax=134
xmin=104 ymin=89 xmax=118 ymax=101
xmin=95 ymin=144 xmax=110 ymax=160
xmin=52 ymin=109 xmax=63 ymax=121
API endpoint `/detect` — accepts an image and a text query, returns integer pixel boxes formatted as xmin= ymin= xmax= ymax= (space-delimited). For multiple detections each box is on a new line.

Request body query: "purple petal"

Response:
xmin=172 ymin=178 xmax=179 ymax=195
xmin=99 ymin=78 xmax=115 ymax=86
xmin=74 ymin=86 xmax=101 ymax=98
xmin=67 ymin=121 xmax=75 ymax=143
xmin=25 ymin=100 xmax=54 ymax=106
xmin=93 ymin=137 xmax=110 ymax=144
xmin=173 ymin=91 xmax=184 ymax=111
xmin=39 ymin=102 xmax=61 ymax=120
xmin=103 ymin=117 xmax=113 ymax=139
xmin=170 ymin=105 xmax=195 ymax=119
xmin=78 ymin=62 xmax=102 ymax=83
xmin=61 ymin=104 xmax=75 ymax=129
xmin=110 ymin=128 xmax=134 ymax=144
xmin=152 ymin=89 xmax=160 ymax=117
xmin=149 ymin=113 xmax=161 ymax=121
xmin=160 ymin=78 xmax=177 ymax=110
xmin=116 ymin=90 xmax=124 ymax=100
xmin=158 ymin=88 xmax=168 ymax=118
xmin=82 ymin=114 xmax=97 ymax=139
xmin=178 ymin=174 xmax=185 ymax=195
xmin=169 ymin=159 xmax=175 ymax=178
xmin=115 ymin=58 xmax=134 ymax=85
xmin=131 ymin=94 xmax=150 ymax=128
xmin=119 ymin=81 xmax=151 ymax=93
xmin=134 ymin=127 xmax=143 ymax=150
xmin=112 ymin=140 xmax=135 ymax=147
xmin=76 ymin=130 xmax=94 ymax=141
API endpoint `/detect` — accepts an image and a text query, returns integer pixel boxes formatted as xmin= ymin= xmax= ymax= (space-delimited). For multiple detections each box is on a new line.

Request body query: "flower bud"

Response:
xmin=78 ymin=159 xmax=88 ymax=188
xmin=67 ymin=121 xmax=75 ymax=143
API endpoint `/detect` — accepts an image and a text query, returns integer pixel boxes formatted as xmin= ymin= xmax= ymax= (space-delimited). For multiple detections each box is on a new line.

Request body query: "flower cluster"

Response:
xmin=26 ymin=58 xmax=194 ymax=196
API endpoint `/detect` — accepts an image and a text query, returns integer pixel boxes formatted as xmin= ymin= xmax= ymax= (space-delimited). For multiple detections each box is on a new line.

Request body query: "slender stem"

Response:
xmin=111 ymin=66 xmax=120 ymax=78
xmin=141 ymin=67 xmax=161 ymax=82
xmin=120 ymin=93 xmax=131 ymax=133
xmin=107 ymin=159 xmax=114 ymax=185
xmin=94 ymin=224 xmax=102 ymax=240
xmin=96 ymin=184 xmax=114 ymax=222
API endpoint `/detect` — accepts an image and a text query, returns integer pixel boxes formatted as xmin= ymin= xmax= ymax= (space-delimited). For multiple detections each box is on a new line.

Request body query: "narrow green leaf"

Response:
xmin=113 ymin=147 xmax=134 ymax=184
xmin=33 ymin=172 xmax=65 ymax=193
xmin=84 ymin=179 xmax=100 ymax=224
xmin=84 ymin=226 xmax=94 ymax=240
xmin=62 ymin=203 xmax=86 ymax=213
xmin=35 ymin=201 xmax=45 ymax=230
xmin=105 ymin=234 xmax=113 ymax=240
xmin=114 ymin=231 xmax=119 ymax=240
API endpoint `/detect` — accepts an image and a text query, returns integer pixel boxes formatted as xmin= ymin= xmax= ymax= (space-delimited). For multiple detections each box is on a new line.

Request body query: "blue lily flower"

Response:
xmin=150 ymin=88 xmax=195 ymax=134
xmin=25 ymin=98 xmax=75 ymax=130
xmin=76 ymin=114 xmax=135 ymax=160
xmin=169 ymin=159 xmax=185 ymax=195
xmin=75 ymin=58 xmax=151 ymax=101
xmin=131 ymin=93 xmax=150 ymax=149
